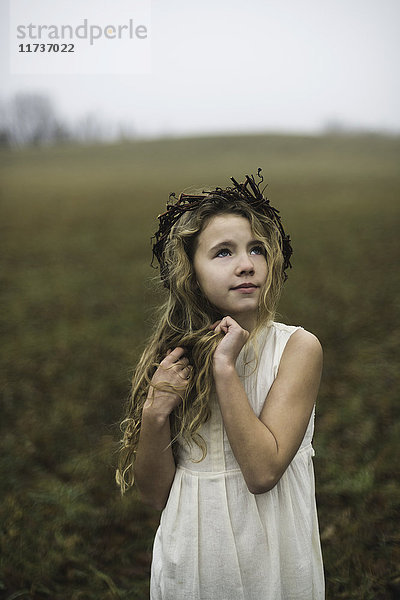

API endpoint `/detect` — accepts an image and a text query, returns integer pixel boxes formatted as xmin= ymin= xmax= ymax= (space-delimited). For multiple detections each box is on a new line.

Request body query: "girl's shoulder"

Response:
xmin=269 ymin=321 xmax=322 ymax=361
xmin=269 ymin=321 xmax=320 ymax=339
xmin=262 ymin=321 xmax=304 ymax=345
xmin=269 ymin=321 xmax=303 ymax=335
xmin=246 ymin=322 xmax=321 ymax=369
xmin=266 ymin=321 xmax=321 ymax=354
xmin=248 ymin=321 xmax=303 ymax=364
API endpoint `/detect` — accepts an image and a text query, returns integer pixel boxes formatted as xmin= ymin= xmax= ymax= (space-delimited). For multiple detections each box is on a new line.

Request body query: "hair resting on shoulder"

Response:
xmin=116 ymin=193 xmax=287 ymax=494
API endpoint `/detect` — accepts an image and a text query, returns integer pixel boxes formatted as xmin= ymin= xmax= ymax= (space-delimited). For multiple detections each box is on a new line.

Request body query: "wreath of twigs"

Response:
xmin=151 ymin=168 xmax=293 ymax=287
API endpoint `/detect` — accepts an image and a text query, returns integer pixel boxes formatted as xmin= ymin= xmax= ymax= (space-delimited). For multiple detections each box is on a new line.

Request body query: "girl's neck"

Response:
xmin=230 ymin=312 xmax=257 ymax=333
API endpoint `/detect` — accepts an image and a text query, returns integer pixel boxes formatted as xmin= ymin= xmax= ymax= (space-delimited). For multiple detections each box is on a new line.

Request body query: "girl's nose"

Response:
xmin=235 ymin=253 xmax=255 ymax=275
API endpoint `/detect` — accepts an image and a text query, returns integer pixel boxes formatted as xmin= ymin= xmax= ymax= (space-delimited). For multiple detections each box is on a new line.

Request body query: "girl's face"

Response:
xmin=193 ymin=213 xmax=268 ymax=331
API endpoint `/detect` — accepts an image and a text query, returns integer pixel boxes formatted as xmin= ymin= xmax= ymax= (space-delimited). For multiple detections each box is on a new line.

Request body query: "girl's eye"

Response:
xmin=250 ymin=245 xmax=265 ymax=255
xmin=216 ymin=248 xmax=231 ymax=257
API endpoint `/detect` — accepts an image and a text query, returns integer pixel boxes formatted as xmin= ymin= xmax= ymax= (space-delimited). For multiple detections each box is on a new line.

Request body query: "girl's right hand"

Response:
xmin=144 ymin=347 xmax=191 ymax=417
xmin=211 ymin=316 xmax=249 ymax=369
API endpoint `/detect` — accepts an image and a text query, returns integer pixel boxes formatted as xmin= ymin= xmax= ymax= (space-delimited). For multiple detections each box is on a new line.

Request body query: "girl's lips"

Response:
xmin=231 ymin=284 xmax=258 ymax=294
xmin=231 ymin=283 xmax=257 ymax=289
xmin=234 ymin=287 xmax=257 ymax=294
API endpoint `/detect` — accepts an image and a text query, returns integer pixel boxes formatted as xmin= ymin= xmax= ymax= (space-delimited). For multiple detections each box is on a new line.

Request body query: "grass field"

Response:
xmin=0 ymin=133 xmax=399 ymax=599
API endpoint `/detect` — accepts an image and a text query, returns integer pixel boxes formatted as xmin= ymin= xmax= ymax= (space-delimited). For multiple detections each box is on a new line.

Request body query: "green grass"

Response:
xmin=1 ymin=132 xmax=399 ymax=599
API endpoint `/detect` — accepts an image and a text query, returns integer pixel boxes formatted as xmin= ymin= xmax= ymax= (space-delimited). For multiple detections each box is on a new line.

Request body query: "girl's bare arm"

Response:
xmin=133 ymin=347 xmax=190 ymax=510
xmin=213 ymin=319 xmax=322 ymax=494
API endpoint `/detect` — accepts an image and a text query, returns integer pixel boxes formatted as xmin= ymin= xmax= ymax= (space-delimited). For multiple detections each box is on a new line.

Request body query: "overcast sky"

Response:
xmin=1 ymin=0 xmax=399 ymax=138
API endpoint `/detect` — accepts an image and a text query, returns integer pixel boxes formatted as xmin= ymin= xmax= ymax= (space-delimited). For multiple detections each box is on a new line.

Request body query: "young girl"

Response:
xmin=116 ymin=170 xmax=325 ymax=599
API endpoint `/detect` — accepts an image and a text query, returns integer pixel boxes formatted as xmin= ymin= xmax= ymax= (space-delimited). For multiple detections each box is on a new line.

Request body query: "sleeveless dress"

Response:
xmin=150 ymin=322 xmax=325 ymax=600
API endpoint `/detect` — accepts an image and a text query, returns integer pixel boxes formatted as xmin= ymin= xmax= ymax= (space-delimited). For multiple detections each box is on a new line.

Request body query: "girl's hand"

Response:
xmin=211 ymin=316 xmax=249 ymax=369
xmin=145 ymin=347 xmax=191 ymax=417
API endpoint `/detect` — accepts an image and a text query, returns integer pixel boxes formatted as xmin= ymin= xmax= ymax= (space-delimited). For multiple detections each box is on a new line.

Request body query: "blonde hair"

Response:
xmin=116 ymin=194 xmax=285 ymax=493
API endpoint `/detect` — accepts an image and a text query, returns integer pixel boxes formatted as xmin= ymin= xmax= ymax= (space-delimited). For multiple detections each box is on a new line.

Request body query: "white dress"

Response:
xmin=150 ymin=322 xmax=325 ymax=600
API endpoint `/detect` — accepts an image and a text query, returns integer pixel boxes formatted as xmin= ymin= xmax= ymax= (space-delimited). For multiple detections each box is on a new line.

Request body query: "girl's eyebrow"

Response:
xmin=208 ymin=239 xmax=261 ymax=255
xmin=208 ymin=240 xmax=235 ymax=254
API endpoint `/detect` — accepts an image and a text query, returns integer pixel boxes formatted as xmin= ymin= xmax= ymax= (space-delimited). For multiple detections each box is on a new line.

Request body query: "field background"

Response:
xmin=0 ymin=133 xmax=399 ymax=599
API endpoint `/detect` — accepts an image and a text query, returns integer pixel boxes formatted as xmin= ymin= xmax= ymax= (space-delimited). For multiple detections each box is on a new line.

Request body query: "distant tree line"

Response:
xmin=0 ymin=92 xmax=135 ymax=148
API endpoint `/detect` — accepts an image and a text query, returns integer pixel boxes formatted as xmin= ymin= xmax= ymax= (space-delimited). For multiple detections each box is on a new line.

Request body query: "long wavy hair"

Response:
xmin=116 ymin=193 xmax=286 ymax=493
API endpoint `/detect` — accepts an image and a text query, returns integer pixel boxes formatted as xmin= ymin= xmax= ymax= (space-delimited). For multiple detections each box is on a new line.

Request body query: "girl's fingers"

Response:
xmin=176 ymin=360 xmax=191 ymax=374
xmin=171 ymin=346 xmax=186 ymax=358
xmin=179 ymin=365 xmax=192 ymax=380
xmin=162 ymin=346 xmax=186 ymax=364
xmin=176 ymin=357 xmax=189 ymax=367
xmin=215 ymin=319 xmax=229 ymax=334
xmin=211 ymin=316 xmax=234 ymax=333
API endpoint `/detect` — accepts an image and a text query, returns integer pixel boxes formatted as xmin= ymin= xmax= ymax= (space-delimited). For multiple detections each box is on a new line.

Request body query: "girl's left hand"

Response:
xmin=211 ymin=316 xmax=249 ymax=368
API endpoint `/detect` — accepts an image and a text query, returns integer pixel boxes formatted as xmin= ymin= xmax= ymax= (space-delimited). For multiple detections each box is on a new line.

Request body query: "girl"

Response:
xmin=116 ymin=170 xmax=325 ymax=600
